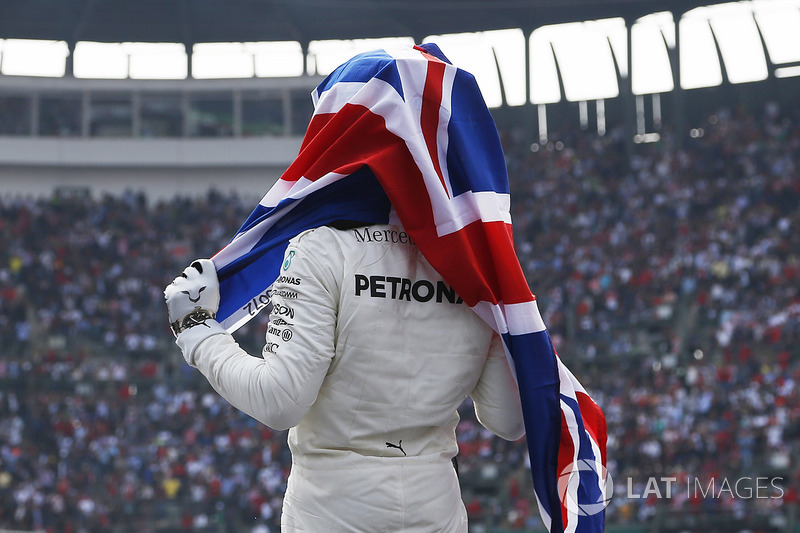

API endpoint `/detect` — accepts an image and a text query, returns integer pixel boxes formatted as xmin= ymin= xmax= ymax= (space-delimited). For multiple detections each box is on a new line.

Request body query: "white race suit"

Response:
xmin=176 ymin=223 xmax=525 ymax=532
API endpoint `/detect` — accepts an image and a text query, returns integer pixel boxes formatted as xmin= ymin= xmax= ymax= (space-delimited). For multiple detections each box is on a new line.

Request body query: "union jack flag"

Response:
xmin=212 ymin=43 xmax=607 ymax=533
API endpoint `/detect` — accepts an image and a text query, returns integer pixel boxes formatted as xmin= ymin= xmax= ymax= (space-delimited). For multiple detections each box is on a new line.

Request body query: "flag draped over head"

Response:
xmin=211 ymin=43 xmax=608 ymax=533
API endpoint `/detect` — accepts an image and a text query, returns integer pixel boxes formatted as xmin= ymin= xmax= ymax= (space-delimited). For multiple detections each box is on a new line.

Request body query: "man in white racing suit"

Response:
xmin=165 ymin=222 xmax=525 ymax=532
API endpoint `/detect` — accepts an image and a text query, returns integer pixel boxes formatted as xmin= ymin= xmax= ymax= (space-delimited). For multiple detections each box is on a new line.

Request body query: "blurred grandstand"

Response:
xmin=1 ymin=1 xmax=800 ymax=532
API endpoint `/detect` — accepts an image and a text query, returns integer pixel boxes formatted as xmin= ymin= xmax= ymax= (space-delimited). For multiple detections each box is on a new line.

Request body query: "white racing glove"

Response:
xmin=164 ymin=259 xmax=220 ymax=338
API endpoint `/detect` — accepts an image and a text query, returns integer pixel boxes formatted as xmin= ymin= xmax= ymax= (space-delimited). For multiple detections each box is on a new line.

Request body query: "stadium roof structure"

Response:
xmin=0 ymin=0 xmax=735 ymax=47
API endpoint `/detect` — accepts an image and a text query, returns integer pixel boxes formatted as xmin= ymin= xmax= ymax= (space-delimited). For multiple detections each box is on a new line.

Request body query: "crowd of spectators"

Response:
xmin=1 ymin=100 xmax=799 ymax=532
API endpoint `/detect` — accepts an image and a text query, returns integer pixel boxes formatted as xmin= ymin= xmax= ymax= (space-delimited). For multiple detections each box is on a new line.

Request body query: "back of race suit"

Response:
xmin=275 ymin=225 xmax=523 ymax=532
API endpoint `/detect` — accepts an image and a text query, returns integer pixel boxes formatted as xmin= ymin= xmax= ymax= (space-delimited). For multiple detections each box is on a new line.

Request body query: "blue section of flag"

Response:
xmin=314 ymin=49 xmax=405 ymax=102
xmin=216 ymin=167 xmax=391 ymax=320
xmin=415 ymin=42 xmax=450 ymax=63
xmin=446 ymin=69 xmax=511 ymax=197
xmin=507 ymin=329 xmax=563 ymax=532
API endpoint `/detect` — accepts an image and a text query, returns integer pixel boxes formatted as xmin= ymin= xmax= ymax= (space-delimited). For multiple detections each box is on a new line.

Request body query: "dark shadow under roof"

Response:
xmin=0 ymin=0 xmax=734 ymax=47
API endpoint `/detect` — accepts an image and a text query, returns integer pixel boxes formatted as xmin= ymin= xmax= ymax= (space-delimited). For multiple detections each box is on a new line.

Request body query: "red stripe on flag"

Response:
xmin=559 ymin=408 xmax=576 ymax=530
xmin=284 ymin=108 xmax=395 ymax=184
xmin=429 ymin=222 xmax=533 ymax=307
xmin=420 ymin=59 xmax=449 ymax=198
xmin=576 ymin=391 xmax=608 ymax=465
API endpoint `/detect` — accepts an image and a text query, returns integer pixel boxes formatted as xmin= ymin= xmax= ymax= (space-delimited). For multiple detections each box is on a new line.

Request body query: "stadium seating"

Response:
xmin=1 ymin=102 xmax=798 ymax=531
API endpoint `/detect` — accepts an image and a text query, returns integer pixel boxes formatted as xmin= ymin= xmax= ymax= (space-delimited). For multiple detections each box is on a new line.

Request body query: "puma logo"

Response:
xmin=182 ymin=286 xmax=206 ymax=303
xmin=386 ymin=440 xmax=406 ymax=456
